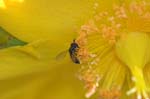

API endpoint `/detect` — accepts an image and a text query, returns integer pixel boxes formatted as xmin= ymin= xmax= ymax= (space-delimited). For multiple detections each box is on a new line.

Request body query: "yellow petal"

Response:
xmin=0 ymin=39 xmax=67 ymax=79
xmin=0 ymin=0 xmax=121 ymax=42
xmin=0 ymin=0 xmax=6 ymax=9
xmin=0 ymin=39 xmax=86 ymax=99
xmin=0 ymin=0 xmax=96 ymax=42
xmin=0 ymin=62 xmax=84 ymax=99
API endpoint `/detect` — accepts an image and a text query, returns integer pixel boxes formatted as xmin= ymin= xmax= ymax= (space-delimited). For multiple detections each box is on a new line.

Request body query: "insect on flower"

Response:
xmin=56 ymin=39 xmax=80 ymax=64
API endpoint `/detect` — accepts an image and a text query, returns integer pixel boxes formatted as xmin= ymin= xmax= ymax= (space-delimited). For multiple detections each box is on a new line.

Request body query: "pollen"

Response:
xmin=113 ymin=4 xmax=127 ymax=19
xmin=99 ymin=89 xmax=121 ymax=99
xmin=129 ymin=1 xmax=146 ymax=15
xmin=101 ymin=25 xmax=117 ymax=44
xmin=76 ymin=0 xmax=150 ymax=99
xmin=78 ymin=65 xmax=100 ymax=98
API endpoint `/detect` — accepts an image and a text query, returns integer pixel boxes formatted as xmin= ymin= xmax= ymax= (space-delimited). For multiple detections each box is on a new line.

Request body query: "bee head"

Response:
xmin=73 ymin=39 xmax=76 ymax=43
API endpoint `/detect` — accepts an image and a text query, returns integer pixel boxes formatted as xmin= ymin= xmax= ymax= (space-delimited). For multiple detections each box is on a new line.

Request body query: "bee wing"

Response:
xmin=55 ymin=50 xmax=68 ymax=61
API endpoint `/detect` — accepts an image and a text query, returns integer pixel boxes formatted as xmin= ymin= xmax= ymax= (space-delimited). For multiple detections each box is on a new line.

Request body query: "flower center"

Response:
xmin=75 ymin=1 xmax=150 ymax=99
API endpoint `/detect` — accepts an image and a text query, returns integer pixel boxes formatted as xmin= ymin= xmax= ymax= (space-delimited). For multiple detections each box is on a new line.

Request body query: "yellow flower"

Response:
xmin=74 ymin=0 xmax=150 ymax=99
xmin=0 ymin=0 xmax=97 ymax=99
xmin=0 ymin=0 xmax=150 ymax=99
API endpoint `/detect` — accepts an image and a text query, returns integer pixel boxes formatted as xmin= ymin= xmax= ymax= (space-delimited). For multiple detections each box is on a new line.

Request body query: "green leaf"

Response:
xmin=0 ymin=27 xmax=9 ymax=45
xmin=6 ymin=38 xmax=27 ymax=48
xmin=0 ymin=27 xmax=27 ymax=49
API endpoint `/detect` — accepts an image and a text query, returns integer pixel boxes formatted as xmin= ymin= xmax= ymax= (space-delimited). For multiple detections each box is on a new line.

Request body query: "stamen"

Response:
xmin=108 ymin=16 xmax=115 ymax=22
xmin=99 ymin=89 xmax=121 ymax=99
xmin=126 ymin=87 xmax=137 ymax=96
xmin=143 ymin=12 xmax=150 ymax=19
xmin=143 ymin=91 xmax=149 ymax=99
xmin=101 ymin=25 xmax=117 ymax=44
xmin=76 ymin=1 xmax=150 ymax=99
xmin=126 ymin=67 xmax=149 ymax=99
xmin=89 ymin=54 xmax=97 ymax=58
xmin=77 ymin=47 xmax=89 ymax=63
xmin=84 ymin=75 xmax=100 ymax=98
xmin=131 ymin=76 xmax=137 ymax=82
xmin=85 ymin=85 xmax=96 ymax=98
xmin=93 ymin=2 xmax=99 ymax=10
xmin=114 ymin=4 xmax=127 ymax=19
xmin=137 ymin=93 xmax=142 ymax=99
xmin=78 ymin=65 xmax=100 ymax=98
xmin=80 ymin=20 xmax=99 ymax=35
xmin=129 ymin=1 xmax=146 ymax=15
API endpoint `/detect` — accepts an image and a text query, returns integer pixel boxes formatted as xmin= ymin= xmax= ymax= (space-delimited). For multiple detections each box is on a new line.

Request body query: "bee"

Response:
xmin=69 ymin=39 xmax=80 ymax=64
xmin=56 ymin=39 xmax=80 ymax=64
